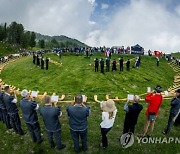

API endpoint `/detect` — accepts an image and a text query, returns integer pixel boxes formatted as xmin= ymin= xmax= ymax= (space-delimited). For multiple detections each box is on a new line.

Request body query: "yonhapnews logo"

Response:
xmin=120 ymin=133 xmax=180 ymax=148
xmin=120 ymin=133 xmax=134 ymax=148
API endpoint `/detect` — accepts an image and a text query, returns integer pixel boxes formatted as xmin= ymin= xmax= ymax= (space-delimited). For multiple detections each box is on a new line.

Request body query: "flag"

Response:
xmin=154 ymin=51 xmax=162 ymax=57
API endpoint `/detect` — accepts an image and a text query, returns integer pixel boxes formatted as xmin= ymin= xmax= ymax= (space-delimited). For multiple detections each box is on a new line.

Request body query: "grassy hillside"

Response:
xmin=0 ymin=53 xmax=179 ymax=154
xmin=172 ymin=52 xmax=180 ymax=58
xmin=36 ymin=33 xmax=88 ymax=47
xmin=1 ymin=53 xmax=175 ymax=100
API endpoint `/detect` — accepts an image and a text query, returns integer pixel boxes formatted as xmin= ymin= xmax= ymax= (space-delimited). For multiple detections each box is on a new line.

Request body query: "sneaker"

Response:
xmin=57 ymin=144 xmax=66 ymax=150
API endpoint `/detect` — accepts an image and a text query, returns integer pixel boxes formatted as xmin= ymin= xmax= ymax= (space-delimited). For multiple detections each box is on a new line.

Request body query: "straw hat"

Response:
xmin=103 ymin=99 xmax=116 ymax=112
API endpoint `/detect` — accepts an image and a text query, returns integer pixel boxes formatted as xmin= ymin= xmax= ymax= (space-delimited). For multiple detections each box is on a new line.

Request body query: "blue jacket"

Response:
xmin=67 ymin=105 xmax=90 ymax=131
xmin=20 ymin=98 xmax=38 ymax=124
xmin=170 ymin=97 xmax=180 ymax=116
xmin=0 ymin=91 xmax=5 ymax=109
xmin=39 ymin=106 xmax=61 ymax=132
xmin=3 ymin=93 xmax=18 ymax=114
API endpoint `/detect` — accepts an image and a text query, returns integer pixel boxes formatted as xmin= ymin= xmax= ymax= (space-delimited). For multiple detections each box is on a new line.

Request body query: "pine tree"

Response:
xmin=30 ymin=32 xmax=36 ymax=48
xmin=38 ymin=39 xmax=45 ymax=48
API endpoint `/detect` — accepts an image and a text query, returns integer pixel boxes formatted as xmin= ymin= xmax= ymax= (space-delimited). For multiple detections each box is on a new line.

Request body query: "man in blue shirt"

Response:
xmin=39 ymin=95 xmax=66 ymax=150
xmin=20 ymin=90 xmax=42 ymax=143
xmin=67 ymin=95 xmax=90 ymax=153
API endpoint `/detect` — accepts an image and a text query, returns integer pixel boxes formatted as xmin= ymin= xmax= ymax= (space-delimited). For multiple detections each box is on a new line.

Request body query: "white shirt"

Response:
xmin=100 ymin=109 xmax=117 ymax=128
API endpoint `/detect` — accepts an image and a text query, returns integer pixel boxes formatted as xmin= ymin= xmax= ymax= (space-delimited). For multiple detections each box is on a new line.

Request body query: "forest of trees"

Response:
xmin=0 ymin=22 xmax=36 ymax=49
xmin=0 ymin=21 xmax=87 ymax=49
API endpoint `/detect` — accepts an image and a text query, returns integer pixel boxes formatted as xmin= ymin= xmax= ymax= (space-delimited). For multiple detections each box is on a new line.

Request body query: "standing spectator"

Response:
xmin=37 ymin=55 xmax=40 ymax=66
xmin=3 ymin=86 xmax=25 ymax=135
xmin=86 ymin=49 xmax=89 ymax=57
xmin=112 ymin=59 xmax=117 ymax=71
xmin=123 ymin=95 xmax=143 ymax=134
xmin=119 ymin=58 xmax=124 ymax=71
xmin=100 ymin=100 xmax=117 ymax=149
xmin=126 ymin=59 xmax=130 ymax=71
xmin=33 ymin=52 xmax=36 ymax=64
xmin=100 ymin=58 xmax=104 ymax=74
xmin=46 ymin=57 xmax=50 ymax=70
xmin=156 ymin=57 xmax=159 ymax=67
xmin=39 ymin=96 xmax=66 ymax=150
xmin=20 ymin=90 xmax=43 ymax=143
xmin=109 ymin=51 xmax=112 ymax=59
xmin=142 ymin=85 xmax=163 ymax=137
xmin=67 ymin=95 xmax=90 ymax=153
xmin=106 ymin=58 xmax=110 ymax=72
xmin=135 ymin=57 xmax=140 ymax=68
xmin=94 ymin=58 xmax=99 ymax=72
xmin=59 ymin=51 xmax=62 ymax=58
xmin=138 ymin=56 xmax=141 ymax=66
xmin=41 ymin=57 xmax=44 ymax=69
xmin=162 ymin=89 xmax=180 ymax=135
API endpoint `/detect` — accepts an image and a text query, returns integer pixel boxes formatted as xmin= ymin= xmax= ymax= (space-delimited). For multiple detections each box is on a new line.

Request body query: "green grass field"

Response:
xmin=0 ymin=53 xmax=180 ymax=154
xmin=172 ymin=52 xmax=180 ymax=58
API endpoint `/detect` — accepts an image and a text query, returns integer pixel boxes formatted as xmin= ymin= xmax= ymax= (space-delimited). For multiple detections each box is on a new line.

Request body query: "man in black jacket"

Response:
xmin=20 ymin=90 xmax=42 ymax=143
xmin=100 ymin=58 xmax=104 ymax=74
xmin=123 ymin=95 xmax=143 ymax=134
xmin=33 ymin=52 xmax=36 ymax=64
xmin=94 ymin=58 xmax=99 ymax=72
xmin=162 ymin=89 xmax=180 ymax=135
xmin=119 ymin=58 xmax=124 ymax=71
xmin=41 ymin=57 xmax=44 ymax=69
xmin=106 ymin=58 xmax=110 ymax=72
xmin=37 ymin=55 xmax=40 ymax=66
xmin=3 ymin=86 xmax=25 ymax=135
xmin=0 ymin=85 xmax=12 ymax=128
xmin=67 ymin=95 xmax=90 ymax=153
xmin=39 ymin=95 xmax=66 ymax=150
xmin=46 ymin=57 xmax=49 ymax=70
xmin=126 ymin=59 xmax=130 ymax=71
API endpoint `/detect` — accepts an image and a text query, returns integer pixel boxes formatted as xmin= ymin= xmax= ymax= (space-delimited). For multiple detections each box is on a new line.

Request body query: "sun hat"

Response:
xmin=103 ymin=99 xmax=116 ymax=112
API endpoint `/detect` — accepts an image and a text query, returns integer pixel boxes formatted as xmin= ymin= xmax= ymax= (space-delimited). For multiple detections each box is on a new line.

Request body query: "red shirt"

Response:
xmin=145 ymin=93 xmax=163 ymax=116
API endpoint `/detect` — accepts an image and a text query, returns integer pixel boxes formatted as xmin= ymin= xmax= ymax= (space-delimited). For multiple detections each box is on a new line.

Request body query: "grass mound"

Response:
xmin=0 ymin=53 xmax=179 ymax=154
xmin=1 ymin=53 xmax=175 ymax=100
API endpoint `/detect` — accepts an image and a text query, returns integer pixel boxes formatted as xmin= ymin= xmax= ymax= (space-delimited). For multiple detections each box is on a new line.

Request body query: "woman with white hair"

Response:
xmin=100 ymin=99 xmax=117 ymax=149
